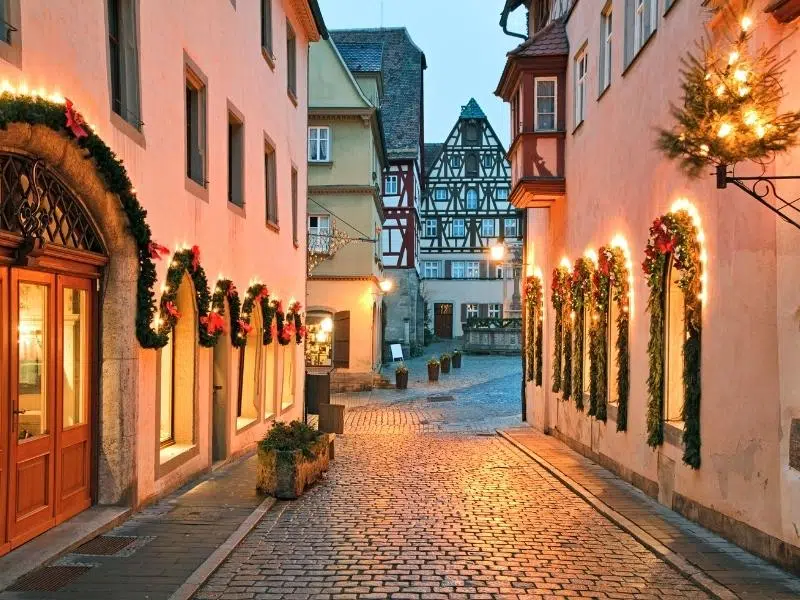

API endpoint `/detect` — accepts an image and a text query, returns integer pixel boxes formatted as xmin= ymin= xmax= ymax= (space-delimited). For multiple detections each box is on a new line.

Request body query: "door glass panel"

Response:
xmin=159 ymin=331 xmax=174 ymax=444
xmin=18 ymin=282 xmax=48 ymax=440
xmin=63 ymin=288 xmax=88 ymax=428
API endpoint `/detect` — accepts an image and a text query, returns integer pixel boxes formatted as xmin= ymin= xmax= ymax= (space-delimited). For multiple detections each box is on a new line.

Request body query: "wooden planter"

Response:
xmin=396 ymin=370 xmax=409 ymax=389
xmin=428 ymin=364 xmax=440 ymax=382
xmin=440 ymin=357 xmax=451 ymax=373
xmin=452 ymin=353 xmax=462 ymax=368
xmin=256 ymin=434 xmax=334 ymax=499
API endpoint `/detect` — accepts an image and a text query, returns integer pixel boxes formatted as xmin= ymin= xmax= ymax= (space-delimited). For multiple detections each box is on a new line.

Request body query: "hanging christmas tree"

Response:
xmin=658 ymin=1 xmax=800 ymax=177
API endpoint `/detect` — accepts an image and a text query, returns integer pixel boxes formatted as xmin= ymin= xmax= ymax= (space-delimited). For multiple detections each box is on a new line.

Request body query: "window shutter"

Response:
xmin=333 ymin=311 xmax=350 ymax=369
xmin=480 ymin=261 xmax=488 ymax=279
xmin=461 ymin=303 xmax=468 ymax=323
xmin=479 ymin=304 xmax=489 ymax=318
xmin=624 ymin=0 xmax=634 ymax=67
xmin=444 ymin=260 xmax=452 ymax=279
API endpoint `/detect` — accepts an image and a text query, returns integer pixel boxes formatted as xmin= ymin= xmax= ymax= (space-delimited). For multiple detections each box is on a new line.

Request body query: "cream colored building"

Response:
xmin=306 ymin=38 xmax=388 ymax=391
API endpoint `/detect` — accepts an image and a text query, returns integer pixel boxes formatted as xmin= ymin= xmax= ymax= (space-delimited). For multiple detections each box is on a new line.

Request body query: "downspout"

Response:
xmin=520 ymin=208 xmax=528 ymax=421
xmin=500 ymin=6 xmax=528 ymax=40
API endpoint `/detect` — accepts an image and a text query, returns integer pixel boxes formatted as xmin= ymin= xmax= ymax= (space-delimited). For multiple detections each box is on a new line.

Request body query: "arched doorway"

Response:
xmin=0 ymin=151 xmax=108 ymax=550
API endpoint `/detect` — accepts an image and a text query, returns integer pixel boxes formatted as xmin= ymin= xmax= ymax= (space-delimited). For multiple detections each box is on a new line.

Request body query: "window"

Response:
xmin=464 ymin=122 xmax=480 ymax=144
xmin=481 ymin=219 xmax=496 ymax=237
xmin=465 ymin=152 xmax=479 ymax=177
xmin=466 ymin=303 xmax=480 ymax=319
xmin=308 ymin=127 xmax=330 ymax=162
xmin=263 ymin=342 xmax=277 ymax=419
xmin=534 ymin=77 xmax=557 ymax=131
xmin=574 ymin=48 xmax=588 ymax=127
xmin=488 ymin=304 xmax=502 ymax=318
xmin=466 ymin=261 xmax=480 ymax=279
xmin=496 ymin=187 xmax=509 ymax=201
xmin=583 ymin=304 xmax=591 ymax=396
xmin=281 ymin=346 xmax=295 ymax=410
xmin=159 ymin=331 xmax=174 ymax=444
xmin=261 ymin=0 xmax=273 ymax=56
xmin=423 ymin=261 xmax=441 ymax=278
xmin=450 ymin=155 xmax=461 ymax=170
xmin=452 ymin=261 xmax=466 ymax=279
xmin=451 ymin=218 xmax=465 ymax=238
xmin=600 ymin=4 xmax=613 ymax=93
xmin=228 ymin=109 xmax=244 ymax=207
xmin=483 ymin=154 xmax=494 ymax=169
xmin=424 ymin=219 xmax=437 ymax=238
xmin=291 ymin=167 xmax=298 ymax=246
xmin=265 ymin=139 xmax=277 ymax=226
xmin=384 ymin=175 xmax=398 ymax=195
xmin=434 ymin=188 xmax=448 ymax=201
xmin=466 ymin=188 xmax=478 ymax=210
xmin=108 ymin=0 xmax=141 ymax=128
xmin=286 ymin=20 xmax=297 ymax=98
xmin=608 ymin=284 xmax=620 ymax=405
xmin=496 ymin=265 xmax=504 ymax=279
xmin=626 ymin=0 xmax=657 ymax=65
xmin=665 ymin=256 xmax=685 ymax=423
xmin=237 ymin=310 xmax=262 ymax=430
xmin=308 ymin=215 xmax=331 ymax=254
xmin=185 ymin=65 xmax=207 ymax=187
xmin=504 ymin=218 xmax=517 ymax=238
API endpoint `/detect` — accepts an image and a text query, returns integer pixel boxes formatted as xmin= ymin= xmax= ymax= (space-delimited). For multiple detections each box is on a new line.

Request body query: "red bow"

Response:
xmin=201 ymin=312 xmax=225 ymax=334
xmin=274 ymin=300 xmax=284 ymax=314
xmin=289 ymin=301 xmax=302 ymax=314
xmin=256 ymin=287 xmax=270 ymax=302
xmin=238 ymin=319 xmax=253 ymax=336
xmin=64 ymin=99 xmax=88 ymax=139
xmin=190 ymin=245 xmax=201 ymax=272
xmin=148 ymin=241 xmax=170 ymax=260
xmin=227 ymin=282 xmax=238 ymax=298
xmin=164 ymin=301 xmax=181 ymax=320
xmin=298 ymin=325 xmax=307 ymax=339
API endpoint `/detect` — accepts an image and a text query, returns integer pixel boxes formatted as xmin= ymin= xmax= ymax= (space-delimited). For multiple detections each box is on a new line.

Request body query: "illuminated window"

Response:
xmin=665 ymin=256 xmax=686 ymax=423
xmin=263 ymin=341 xmax=277 ymax=419
xmin=281 ymin=346 xmax=295 ymax=410
xmin=608 ymin=287 xmax=620 ymax=404
xmin=583 ymin=304 xmax=591 ymax=396
xmin=63 ymin=288 xmax=88 ymax=428
xmin=237 ymin=309 xmax=262 ymax=430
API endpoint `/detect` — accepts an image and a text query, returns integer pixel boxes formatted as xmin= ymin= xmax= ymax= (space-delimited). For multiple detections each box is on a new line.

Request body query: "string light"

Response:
xmin=718 ymin=122 xmax=733 ymax=138
xmin=611 ymin=234 xmax=635 ymax=315
xmin=740 ymin=16 xmax=753 ymax=31
xmin=583 ymin=248 xmax=598 ymax=266
xmin=559 ymin=257 xmax=572 ymax=270
xmin=671 ymin=198 xmax=707 ymax=304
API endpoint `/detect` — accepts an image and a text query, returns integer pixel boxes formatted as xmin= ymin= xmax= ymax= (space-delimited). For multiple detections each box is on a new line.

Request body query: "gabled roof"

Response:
xmin=508 ymin=17 xmax=568 ymax=57
xmin=330 ymin=28 xmax=427 ymax=161
xmin=423 ymin=143 xmax=443 ymax=175
xmin=460 ymin=98 xmax=486 ymax=120
xmin=336 ymin=43 xmax=383 ymax=73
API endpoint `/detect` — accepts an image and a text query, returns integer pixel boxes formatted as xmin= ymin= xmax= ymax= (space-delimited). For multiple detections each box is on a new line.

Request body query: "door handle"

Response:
xmin=13 ymin=409 xmax=26 ymax=415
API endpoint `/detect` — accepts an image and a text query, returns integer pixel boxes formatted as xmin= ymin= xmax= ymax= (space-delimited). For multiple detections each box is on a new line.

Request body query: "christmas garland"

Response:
xmin=592 ymin=246 xmax=631 ymax=428
xmin=240 ymin=284 xmax=273 ymax=346
xmin=550 ymin=266 xmax=571 ymax=394
xmin=157 ymin=246 xmax=218 ymax=348
xmin=284 ymin=301 xmax=307 ymax=345
xmin=524 ymin=276 xmax=543 ymax=385
xmin=211 ymin=279 xmax=243 ymax=347
xmin=570 ymin=258 xmax=595 ymax=412
xmin=643 ymin=210 xmax=703 ymax=468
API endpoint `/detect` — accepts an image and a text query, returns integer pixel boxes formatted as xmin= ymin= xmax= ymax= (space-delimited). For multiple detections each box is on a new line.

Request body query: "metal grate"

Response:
xmin=7 ymin=566 xmax=92 ymax=592
xmin=427 ymin=395 xmax=456 ymax=403
xmin=74 ymin=535 xmax=137 ymax=556
xmin=0 ymin=152 xmax=105 ymax=254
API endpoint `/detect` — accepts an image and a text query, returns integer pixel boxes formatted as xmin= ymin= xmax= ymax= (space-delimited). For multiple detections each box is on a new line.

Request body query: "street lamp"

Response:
xmin=379 ymin=278 xmax=394 ymax=294
xmin=490 ymin=235 xmax=506 ymax=262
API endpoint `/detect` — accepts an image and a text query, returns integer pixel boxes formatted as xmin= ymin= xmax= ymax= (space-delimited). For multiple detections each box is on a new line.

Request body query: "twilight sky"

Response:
xmin=316 ymin=0 xmax=527 ymax=148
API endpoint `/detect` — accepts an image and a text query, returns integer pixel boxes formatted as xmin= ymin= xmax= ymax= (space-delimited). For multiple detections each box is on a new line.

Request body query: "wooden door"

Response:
xmin=434 ymin=303 xmax=453 ymax=339
xmin=55 ymin=276 xmax=93 ymax=524
xmin=0 ymin=268 xmax=8 ymax=555
xmin=333 ymin=311 xmax=350 ymax=368
xmin=8 ymin=269 xmax=56 ymax=547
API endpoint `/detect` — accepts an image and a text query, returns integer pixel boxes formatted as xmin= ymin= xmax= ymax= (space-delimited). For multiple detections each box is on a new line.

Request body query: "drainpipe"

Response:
xmin=500 ymin=6 xmax=528 ymax=40
xmin=520 ymin=208 xmax=528 ymax=421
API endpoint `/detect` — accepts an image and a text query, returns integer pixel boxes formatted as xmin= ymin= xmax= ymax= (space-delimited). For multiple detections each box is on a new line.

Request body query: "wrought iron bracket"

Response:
xmin=716 ymin=164 xmax=800 ymax=230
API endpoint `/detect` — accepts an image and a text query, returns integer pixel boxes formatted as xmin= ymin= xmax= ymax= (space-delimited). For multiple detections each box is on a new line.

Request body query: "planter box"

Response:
xmin=256 ymin=433 xmax=334 ymax=499
xmin=396 ymin=370 xmax=408 ymax=389
xmin=428 ymin=364 xmax=440 ymax=382
xmin=440 ymin=357 xmax=451 ymax=373
xmin=452 ymin=354 xmax=462 ymax=368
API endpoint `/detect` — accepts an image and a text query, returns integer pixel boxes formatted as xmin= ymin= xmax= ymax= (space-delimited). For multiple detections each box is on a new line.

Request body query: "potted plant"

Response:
xmin=256 ymin=421 xmax=333 ymax=499
xmin=427 ymin=357 xmax=440 ymax=382
xmin=440 ymin=352 xmax=451 ymax=373
xmin=452 ymin=350 xmax=462 ymax=368
xmin=395 ymin=362 xmax=409 ymax=389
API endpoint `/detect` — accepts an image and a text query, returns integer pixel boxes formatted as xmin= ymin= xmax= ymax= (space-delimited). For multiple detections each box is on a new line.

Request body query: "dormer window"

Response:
xmin=534 ymin=77 xmax=557 ymax=131
xmin=464 ymin=121 xmax=480 ymax=145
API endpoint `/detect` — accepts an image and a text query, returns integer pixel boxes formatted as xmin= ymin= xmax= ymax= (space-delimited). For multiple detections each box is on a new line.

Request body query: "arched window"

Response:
xmin=281 ymin=345 xmax=296 ymax=411
xmin=607 ymin=289 xmax=620 ymax=404
xmin=263 ymin=340 xmax=277 ymax=420
xmin=237 ymin=307 xmax=262 ymax=429
xmin=158 ymin=274 xmax=197 ymax=458
xmin=466 ymin=188 xmax=478 ymax=210
xmin=664 ymin=256 xmax=685 ymax=423
xmin=464 ymin=122 xmax=479 ymax=144
xmin=583 ymin=304 xmax=591 ymax=397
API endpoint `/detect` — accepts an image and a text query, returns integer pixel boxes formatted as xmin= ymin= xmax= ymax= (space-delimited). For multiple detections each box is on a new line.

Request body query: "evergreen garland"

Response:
xmin=550 ymin=266 xmax=571 ymax=394
xmin=570 ymin=258 xmax=595 ymax=413
xmin=211 ymin=279 xmax=243 ymax=348
xmin=240 ymin=284 xmax=274 ymax=346
xmin=562 ymin=318 xmax=572 ymax=402
xmin=524 ymin=276 xmax=543 ymax=385
xmin=535 ymin=318 xmax=543 ymax=387
xmin=643 ymin=209 xmax=703 ymax=468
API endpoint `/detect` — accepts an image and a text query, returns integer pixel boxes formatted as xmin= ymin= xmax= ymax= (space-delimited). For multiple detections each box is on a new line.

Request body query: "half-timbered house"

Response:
xmin=420 ymin=99 xmax=519 ymax=339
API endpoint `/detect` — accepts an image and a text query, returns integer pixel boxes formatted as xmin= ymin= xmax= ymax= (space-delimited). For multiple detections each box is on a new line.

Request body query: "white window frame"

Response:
xmin=488 ymin=304 xmax=502 ymax=319
xmin=466 ymin=303 xmax=480 ymax=319
xmin=452 ymin=261 xmax=466 ymax=279
xmin=496 ymin=187 xmax=509 ymax=201
xmin=424 ymin=218 xmax=437 ymax=238
xmin=482 ymin=154 xmax=494 ymax=169
xmin=631 ymin=0 xmax=657 ymax=59
xmin=534 ymin=76 xmax=558 ymax=132
xmin=308 ymin=126 xmax=330 ymax=162
xmin=451 ymin=218 xmax=465 ymax=238
xmin=496 ymin=266 xmax=504 ymax=279
xmin=308 ymin=214 xmax=331 ymax=254
xmin=504 ymin=218 xmax=517 ymax=238
xmin=450 ymin=155 xmax=461 ymax=169
xmin=466 ymin=188 xmax=478 ymax=210
xmin=423 ymin=261 xmax=441 ymax=279
xmin=481 ymin=219 xmax=496 ymax=238
xmin=466 ymin=261 xmax=480 ymax=279
xmin=600 ymin=4 xmax=613 ymax=93
xmin=384 ymin=175 xmax=398 ymax=195
xmin=574 ymin=48 xmax=588 ymax=127
xmin=434 ymin=188 xmax=448 ymax=201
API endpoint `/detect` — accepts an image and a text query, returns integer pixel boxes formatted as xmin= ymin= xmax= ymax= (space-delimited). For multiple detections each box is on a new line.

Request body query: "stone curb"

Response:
xmin=497 ymin=429 xmax=740 ymax=600
xmin=168 ymin=496 xmax=277 ymax=600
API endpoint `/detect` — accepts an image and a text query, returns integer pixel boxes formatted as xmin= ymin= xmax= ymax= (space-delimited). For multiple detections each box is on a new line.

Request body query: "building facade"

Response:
xmin=306 ymin=37 xmax=387 ymax=391
xmin=420 ymin=99 xmax=520 ymax=340
xmin=332 ymin=28 xmax=427 ymax=360
xmin=498 ymin=0 xmax=800 ymax=570
xmin=0 ymin=0 xmax=324 ymax=556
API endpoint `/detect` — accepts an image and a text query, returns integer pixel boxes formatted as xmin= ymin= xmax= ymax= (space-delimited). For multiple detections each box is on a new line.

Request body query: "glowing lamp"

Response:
xmin=321 ymin=317 xmax=333 ymax=333
xmin=379 ymin=278 xmax=394 ymax=294
xmin=741 ymin=16 xmax=753 ymax=31
xmin=315 ymin=331 xmax=328 ymax=343
xmin=490 ymin=242 xmax=506 ymax=262
xmin=718 ymin=122 xmax=733 ymax=138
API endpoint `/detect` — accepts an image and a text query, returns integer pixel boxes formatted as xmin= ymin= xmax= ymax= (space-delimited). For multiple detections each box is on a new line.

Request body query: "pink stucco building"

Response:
xmin=498 ymin=0 xmax=800 ymax=572
xmin=0 ymin=0 xmax=324 ymax=556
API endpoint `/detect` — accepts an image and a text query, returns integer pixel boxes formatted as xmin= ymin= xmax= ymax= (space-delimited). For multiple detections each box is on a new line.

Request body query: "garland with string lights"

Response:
xmin=570 ymin=258 xmax=595 ymax=412
xmin=657 ymin=1 xmax=800 ymax=177
xmin=211 ymin=279 xmax=243 ymax=348
xmin=524 ymin=275 xmax=544 ymax=385
xmin=551 ymin=266 xmax=571 ymax=394
xmin=643 ymin=210 xmax=703 ymax=468
xmin=591 ymin=246 xmax=631 ymax=427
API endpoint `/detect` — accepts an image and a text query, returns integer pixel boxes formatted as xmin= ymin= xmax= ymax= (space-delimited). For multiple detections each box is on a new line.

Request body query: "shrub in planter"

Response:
xmin=452 ymin=350 xmax=462 ymax=368
xmin=440 ymin=353 xmax=452 ymax=373
xmin=396 ymin=362 xmax=409 ymax=389
xmin=256 ymin=421 xmax=333 ymax=499
xmin=427 ymin=357 xmax=440 ymax=382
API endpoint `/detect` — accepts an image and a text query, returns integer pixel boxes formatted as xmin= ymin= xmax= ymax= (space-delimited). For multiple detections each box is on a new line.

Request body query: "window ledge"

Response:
xmin=262 ymin=47 xmax=276 ymax=70
xmin=264 ymin=412 xmax=276 ymax=423
xmin=663 ymin=0 xmax=681 ymax=17
xmin=266 ymin=221 xmax=280 ymax=233
xmin=236 ymin=416 xmax=258 ymax=433
xmin=228 ymin=202 xmax=246 ymax=218
xmin=186 ymin=176 xmax=209 ymax=202
xmin=309 ymin=160 xmax=333 ymax=166
xmin=572 ymin=120 xmax=585 ymax=135
xmin=288 ymin=89 xmax=298 ymax=107
xmin=622 ymin=30 xmax=658 ymax=78
xmin=110 ymin=111 xmax=146 ymax=149
xmin=280 ymin=401 xmax=295 ymax=415
xmin=664 ymin=421 xmax=685 ymax=447
xmin=597 ymin=83 xmax=611 ymax=102
xmin=157 ymin=443 xmax=199 ymax=478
